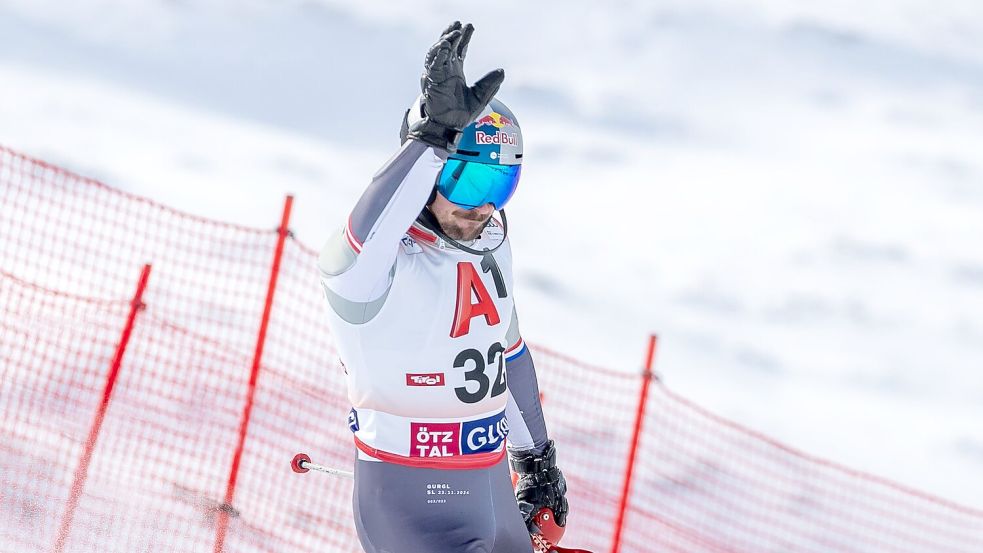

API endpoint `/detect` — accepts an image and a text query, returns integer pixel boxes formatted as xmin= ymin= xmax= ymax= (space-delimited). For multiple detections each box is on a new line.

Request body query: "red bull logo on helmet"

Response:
xmin=475 ymin=112 xmax=514 ymax=129
xmin=475 ymin=130 xmax=519 ymax=146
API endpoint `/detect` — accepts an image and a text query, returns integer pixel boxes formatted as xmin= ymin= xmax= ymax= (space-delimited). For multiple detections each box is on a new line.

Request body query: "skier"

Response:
xmin=317 ymin=21 xmax=570 ymax=553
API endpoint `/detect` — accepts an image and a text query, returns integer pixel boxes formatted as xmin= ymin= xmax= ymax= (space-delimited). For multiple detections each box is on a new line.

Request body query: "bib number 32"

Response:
xmin=454 ymin=343 xmax=507 ymax=404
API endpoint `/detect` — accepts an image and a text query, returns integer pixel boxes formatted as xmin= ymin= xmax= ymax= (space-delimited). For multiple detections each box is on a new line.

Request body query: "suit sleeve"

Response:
xmin=318 ymin=140 xmax=444 ymax=306
xmin=504 ymin=307 xmax=550 ymax=454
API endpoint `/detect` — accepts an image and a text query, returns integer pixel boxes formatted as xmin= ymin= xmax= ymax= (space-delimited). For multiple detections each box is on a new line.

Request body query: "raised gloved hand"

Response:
xmin=511 ymin=440 xmax=569 ymax=533
xmin=407 ymin=21 xmax=505 ymax=152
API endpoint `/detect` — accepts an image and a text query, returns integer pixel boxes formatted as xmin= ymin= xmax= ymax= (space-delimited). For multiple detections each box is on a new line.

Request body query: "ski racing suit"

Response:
xmin=318 ymin=139 xmax=550 ymax=553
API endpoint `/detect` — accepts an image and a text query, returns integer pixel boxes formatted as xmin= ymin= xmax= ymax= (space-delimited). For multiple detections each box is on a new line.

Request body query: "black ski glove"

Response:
xmin=407 ymin=21 xmax=505 ymax=152
xmin=511 ymin=440 xmax=569 ymax=531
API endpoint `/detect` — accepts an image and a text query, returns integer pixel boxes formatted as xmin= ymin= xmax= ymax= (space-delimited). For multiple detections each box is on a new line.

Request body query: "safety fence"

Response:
xmin=1 ymin=145 xmax=981 ymax=552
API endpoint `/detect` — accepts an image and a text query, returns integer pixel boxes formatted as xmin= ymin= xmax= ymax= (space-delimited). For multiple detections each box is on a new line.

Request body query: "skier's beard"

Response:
xmin=441 ymin=210 xmax=492 ymax=241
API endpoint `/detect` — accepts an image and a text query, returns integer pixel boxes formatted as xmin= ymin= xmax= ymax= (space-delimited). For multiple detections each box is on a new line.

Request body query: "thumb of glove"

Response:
xmin=518 ymin=499 xmax=536 ymax=524
xmin=470 ymin=68 xmax=505 ymax=113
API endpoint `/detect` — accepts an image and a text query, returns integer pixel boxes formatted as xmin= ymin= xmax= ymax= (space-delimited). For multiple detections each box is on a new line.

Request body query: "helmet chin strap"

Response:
xmin=416 ymin=206 xmax=509 ymax=256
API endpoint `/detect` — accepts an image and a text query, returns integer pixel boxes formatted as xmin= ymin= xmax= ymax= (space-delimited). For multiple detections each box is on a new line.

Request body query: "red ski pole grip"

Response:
xmin=291 ymin=453 xmax=311 ymax=474
xmin=533 ymin=508 xmax=564 ymax=545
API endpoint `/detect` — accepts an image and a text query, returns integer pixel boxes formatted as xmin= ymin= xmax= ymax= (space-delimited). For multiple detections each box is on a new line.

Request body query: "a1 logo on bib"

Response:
xmin=450 ymin=262 xmax=501 ymax=338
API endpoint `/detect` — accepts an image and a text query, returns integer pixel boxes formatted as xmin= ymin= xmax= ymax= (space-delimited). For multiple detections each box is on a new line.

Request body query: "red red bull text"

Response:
xmin=475 ymin=131 xmax=518 ymax=146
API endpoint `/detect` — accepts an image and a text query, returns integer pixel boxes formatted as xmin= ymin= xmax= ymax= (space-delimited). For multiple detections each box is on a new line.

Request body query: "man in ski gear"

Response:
xmin=318 ymin=21 xmax=570 ymax=553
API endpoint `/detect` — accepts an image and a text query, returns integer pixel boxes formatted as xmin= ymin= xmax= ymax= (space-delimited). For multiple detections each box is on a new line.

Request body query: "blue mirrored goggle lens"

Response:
xmin=436 ymin=159 xmax=521 ymax=209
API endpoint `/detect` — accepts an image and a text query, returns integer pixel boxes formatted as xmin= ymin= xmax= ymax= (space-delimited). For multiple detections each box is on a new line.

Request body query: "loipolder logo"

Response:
xmin=406 ymin=373 xmax=445 ymax=387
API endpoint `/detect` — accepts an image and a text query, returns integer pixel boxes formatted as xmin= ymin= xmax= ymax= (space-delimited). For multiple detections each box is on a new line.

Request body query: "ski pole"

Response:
xmin=290 ymin=453 xmax=354 ymax=479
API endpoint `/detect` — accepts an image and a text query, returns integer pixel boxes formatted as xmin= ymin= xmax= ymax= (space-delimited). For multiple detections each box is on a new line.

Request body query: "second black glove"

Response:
xmin=511 ymin=440 xmax=569 ymax=532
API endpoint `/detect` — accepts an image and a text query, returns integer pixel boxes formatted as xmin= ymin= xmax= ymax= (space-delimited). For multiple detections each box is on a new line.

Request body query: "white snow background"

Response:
xmin=1 ymin=0 xmax=982 ymax=510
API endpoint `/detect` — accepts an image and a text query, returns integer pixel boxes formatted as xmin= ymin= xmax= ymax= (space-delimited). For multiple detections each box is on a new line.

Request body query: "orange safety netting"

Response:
xmin=1 ymin=145 xmax=981 ymax=553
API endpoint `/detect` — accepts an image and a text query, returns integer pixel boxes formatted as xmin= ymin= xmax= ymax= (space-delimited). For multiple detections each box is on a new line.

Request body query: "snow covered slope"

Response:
xmin=1 ymin=0 xmax=981 ymax=507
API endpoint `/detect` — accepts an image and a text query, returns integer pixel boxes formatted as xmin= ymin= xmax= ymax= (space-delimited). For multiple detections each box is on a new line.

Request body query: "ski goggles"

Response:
xmin=436 ymin=159 xmax=521 ymax=210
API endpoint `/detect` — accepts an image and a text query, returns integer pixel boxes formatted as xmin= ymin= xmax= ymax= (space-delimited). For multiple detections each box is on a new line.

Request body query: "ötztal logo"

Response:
xmin=410 ymin=422 xmax=460 ymax=458
xmin=406 ymin=373 xmax=445 ymax=387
